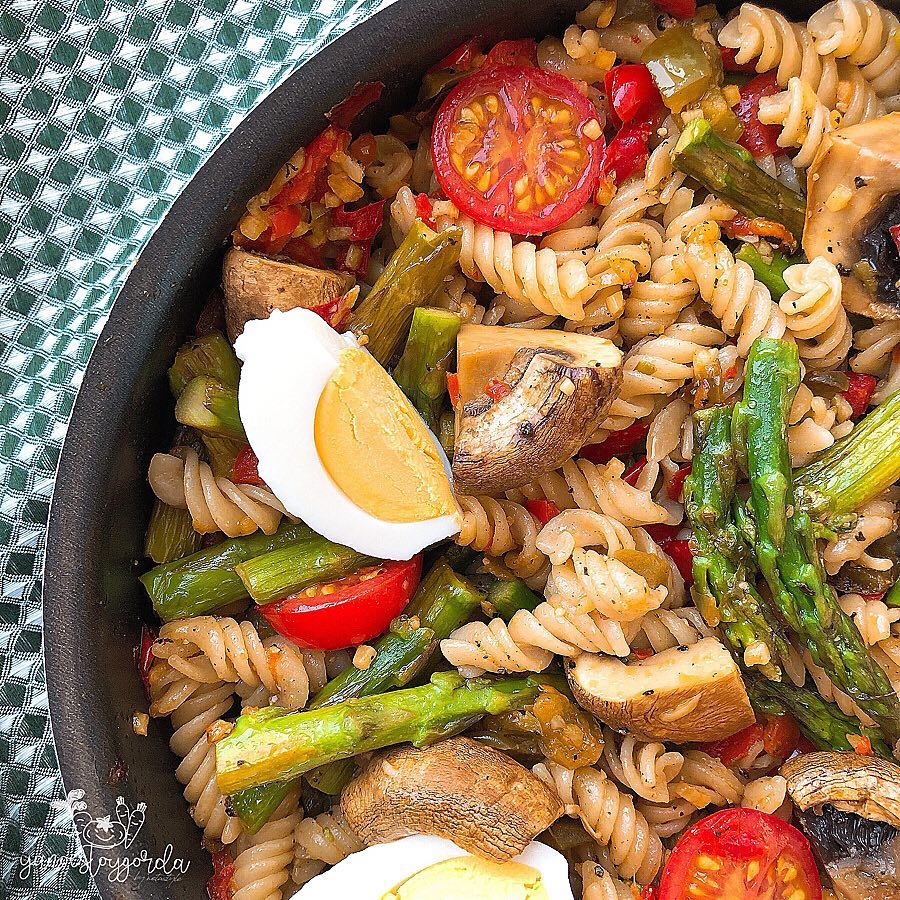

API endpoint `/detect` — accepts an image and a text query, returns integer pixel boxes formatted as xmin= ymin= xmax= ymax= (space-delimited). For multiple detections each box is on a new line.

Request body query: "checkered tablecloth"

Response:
xmin=0 ymin=0 xmax=391 ymax=895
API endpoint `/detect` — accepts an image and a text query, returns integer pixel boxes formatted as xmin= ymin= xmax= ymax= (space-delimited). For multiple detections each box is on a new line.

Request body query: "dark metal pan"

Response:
xmin=42 ymin=0 xmax=875 ymax=895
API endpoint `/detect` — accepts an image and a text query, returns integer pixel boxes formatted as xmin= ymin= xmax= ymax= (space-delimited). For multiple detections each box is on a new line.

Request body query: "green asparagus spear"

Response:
xmin=886 ymin=578 xmax=900 ymax=608
xmin=795 ymin=390 xmax=900 ymax=520
xmin=168 ymin=332 xmax=240 ymax=396
xmin=215 ymin=672 xmax=540 ymax=793
xmin=144 ymin=499 xmax=201 ymax=564
xmin=235 ymin=540 xmax=376 ymax=605
xmin=672 ymin=118 xmax=806 ymax=239
xmin=175 ymin=376 xmax=245 ymax=440
xmin=311 ymin=559 xmax=482 ymax=707
xmin=748 ymin=677 xmax=892 ymax=759
xmin=483 ymin=578 xmax=542 ymax=620
xmin=734 ymin=244 xmax=796 ymax=301
xmin=350 ymin=221 xmax=462 ymax=365
xmin=685 ymin=404 xmax=792 ymax=680
xmin=735 ymin=338 xmax=900 ymax=743
xmin=141 ymin=522 xmax=314 ymax=621
xmin=393 ymin=307 xmax=461 ymax=432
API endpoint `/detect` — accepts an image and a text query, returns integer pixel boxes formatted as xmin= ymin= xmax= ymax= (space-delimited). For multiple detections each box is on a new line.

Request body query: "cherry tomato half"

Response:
xmin=260 ymin=556 xmax=423 ymax=650
xmin=660 ymin=808 xmax=822 ymax=900
xmin=432 ymin=64 xmax=604 ymax=234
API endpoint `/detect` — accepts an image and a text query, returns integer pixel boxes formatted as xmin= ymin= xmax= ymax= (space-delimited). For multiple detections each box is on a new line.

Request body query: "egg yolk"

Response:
xmin=314 ymin=347 xmax=458 ymax=524
xmin=383 ymin=857 xmax=550 ymax=900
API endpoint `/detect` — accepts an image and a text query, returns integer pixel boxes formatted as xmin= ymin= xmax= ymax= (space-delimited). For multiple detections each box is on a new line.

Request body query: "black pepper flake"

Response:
xmin=643 ymin=689 xmax=655 ymax=696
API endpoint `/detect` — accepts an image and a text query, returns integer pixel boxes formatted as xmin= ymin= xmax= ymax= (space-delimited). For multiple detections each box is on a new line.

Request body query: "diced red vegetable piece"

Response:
xmin=208 ymin=850 xmax=234 ymax=900
xmin=280 ymin=238 xmax=324 ymax=268
xmin=331 ymin=200 xmax=385 ymax=242
xmin=622 ymin=456 xmax=648 ymax=486
xmin=842 ymin=373 xmax=877 ymax=417
xmin=860 ymin=591 xmax=886 ymax=602
xmin=600 ymin=122 xmax=653 ymax=184
xmin=447 ymin=372 xmax=460 ymax=408
xmin=485 ymin=377 xmax=513 ymax=401
xmin=231 ymin=445 xmax=264 ymax=486
xmin=415 ymin=193 xmax=436 ymax=228
xmin=733 ymin=72 xmax=781 ymax=158
xmin=641 ymin=886 xmax=660 ymax=900
xmin=720 ymin=46 xmax=759 ymax=73
xmin=605 ymin=64 xmax=663 ymax=126
xmin=723 ymin=214 xmax=796 ymax=252
xmin=327 ymin=81 xmax=384 ymax=129
xmin=134 ymin=624 xmax=156 ymax=699
xmin=667 ymin=464 xmax=692 ymax=501
xmin=485 ymin=38 xmax=538 ymax=68
xmin=580 ymin=421 xmax=651 ymax=464
xmin=429 ymin=38 xmax=483 ymax=74
xmin=267 ymin=205 xmax=302 ymax=241
xmin=335 ymin=242 xmax=371 ymax=279
xmin=634 ymin=647 xmax=655 ymax=660
xmin=890 ymin=223 xmax=900 ymax=255
xmin=849 ymin=733 xmax=873 ymax=755
xmin=653 ymin=0 xmax=697 ymax=17
xmin=702 ymin=722 xmax=765 ymax=766
xmin=525 ymin=499 xmax=561 ymax=526
xmin=762 ymin=714 xmax=801 ymax=760
xmin=310 ymin=291 xmax=356 ymax=329
xmin=661 ymin=538 xmax=694 ymax=586
xmin=272 ymin=125 xmax=351 ymax=207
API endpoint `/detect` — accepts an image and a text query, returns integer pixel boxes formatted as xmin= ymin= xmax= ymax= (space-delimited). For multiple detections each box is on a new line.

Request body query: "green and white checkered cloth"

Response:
xmin=0 ymin=0 xmax=391 ymax=895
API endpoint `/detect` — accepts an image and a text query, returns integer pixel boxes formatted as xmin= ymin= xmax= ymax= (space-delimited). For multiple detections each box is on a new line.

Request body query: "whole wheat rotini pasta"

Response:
xmin=840 ymin=592 xmax=900 ymax=646
xmin=823 ymin=498 xmax=897 ymax=575
xmin=601 ymin=729 xmax=685 ymax=804
xmin=292 ymin=807 xmax=363 ymax=886
xmin=149 ymin=447 xmax=289 ymax=537
xmin=580 ymin=861 xmax=635 ymax=900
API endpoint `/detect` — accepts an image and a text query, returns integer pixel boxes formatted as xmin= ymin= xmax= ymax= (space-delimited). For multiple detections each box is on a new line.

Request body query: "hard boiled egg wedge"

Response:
xmin=234 ymin=308 xmax=461 ymax=559
xmin=295 ymin=835 xmax=574 ymax=900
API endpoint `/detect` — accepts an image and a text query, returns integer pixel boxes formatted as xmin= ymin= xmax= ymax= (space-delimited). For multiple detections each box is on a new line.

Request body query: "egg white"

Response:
xmin=234 ymin=308 xmax=461 ymax=560
xmin=294 ymin=835 xmax=575 ymax=900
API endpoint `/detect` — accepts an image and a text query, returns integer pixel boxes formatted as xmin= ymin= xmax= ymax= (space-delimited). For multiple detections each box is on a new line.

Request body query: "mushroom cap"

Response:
xmin=222 ymin=246 xmax=354 ymax=341
xmin=452 ymin=326 xmax=622 ymax=495
xmin=340 ymin=737 xmax=563 ymax=861
xmin=782 ymin=751 xmax=900 ymax=828
xmin=567 ymin=638 xmax=754 ymax=743
xmin=804 ymin=113 xmax=900 ymax=320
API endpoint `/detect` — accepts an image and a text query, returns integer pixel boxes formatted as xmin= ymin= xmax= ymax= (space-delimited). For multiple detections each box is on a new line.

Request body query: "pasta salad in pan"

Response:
xmin=137 ymin=0 xmax=900 ymax=898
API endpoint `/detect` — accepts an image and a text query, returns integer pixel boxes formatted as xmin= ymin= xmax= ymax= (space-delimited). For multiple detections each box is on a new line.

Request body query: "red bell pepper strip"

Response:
xmin=702 ymin=721 xmax=765 ymax=767
xmin=720 ymin=46 xmax=759 ymax=73
xmin=331 ymin=200 xmax=385 ymax=242
xmin=525 ymin=499 xmax=561 ymax=526
xmin=415 ymin=193 xmax=437 ymax=228
xmin=335 ymin=242 xmax=371 ymax=279
xmin=733 ymin=72 xmax=781 ymax=158
xmin=580 ymin=421 xmax=651 ymax=464
xmin=134 ymin=624 xmax=156 ymax=699
xmin=653 ymin=0 xmax=697 ymax=17
xmin=640 ymin=886 xmax=659 ymax=900
xmin=605 ymin=64 xmax=663 ymax=126
xmin=623 ymin=456 xmax=648 ymax=486
xmin=260 ymin=556 xmax=423 ymax=650
xmin=702 ymin=714 xmax=801 ymax=768
xmin=207 ymin=850 xmax=234 ymax=900
xmin=484 ymin=38 xmax=538 ymax=68
xmin=280 ymin=238 xmax=324 ymax=268
xmin=309 ymin=291 xmax=356 ymax=329
xmin=842 ymin=373 xmax=877 ymax=418
xmin=272 ymin=125 xmax=351 ymax=207
xmin=327 ymin=81 xmax=384 ymax=129
xmin=890 ymin=223 xmax=900 ymax=255
xmin=447 ymin=372 xmax=461 ymax=408
xmin=723 ymin=214 xmax=797 ymax=253
xmin=644 ymin=523 xmax=695 ymax=586
xmin=667 ymin=463 xmax=692 ymax=501
xmin=600 ymin=122 xmax=653 ymax=184
xmin=231 ymin=445 xmax=264 ymax=486
xmin=267 ymin=205 xmax=302 ymax=241
xmin=762 ymin=713 xmax=801 ymax=759
xmin=429 ymin=38 xmax=483 ymax=74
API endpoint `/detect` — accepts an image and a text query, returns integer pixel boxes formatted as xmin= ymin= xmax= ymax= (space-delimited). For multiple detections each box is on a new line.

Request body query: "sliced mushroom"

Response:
xmin=804 ymin=114 xmax=900 ymax=320
xmin=340 ymin=737 xmax=562 ymax=862
xmin=567 ymin=638 xmax=754 ymax=742
xmin=783 ymin=752 xmax=900 ymax=900
xmin=452 ymin=325 xmax=622 ymax=495
xmin=222 ymin=246 xmax=355 ymax=341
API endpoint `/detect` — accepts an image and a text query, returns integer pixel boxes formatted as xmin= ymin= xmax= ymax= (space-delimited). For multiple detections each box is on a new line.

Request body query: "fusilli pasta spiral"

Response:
xmin=823 ymin=498 xmax=897 ymax=575
xmin=840 ymin=592 xmax=900 ymax=646
xmin=149 ymin=447 xmax=289 ymax=537
xmin=601 ymin=729 xmax=685 ymax=804
xmin=580 ymin=862 xmax=635 ymax=900
xmin=365 ymin=134 xmax=413 ymax=198
xmin=231 ymin=789 xmax=301 ymax=900
xmin=534 ymin=761 xmax=664 ymax=884
xmin=293 ymin=807 xmax=363 ymax=886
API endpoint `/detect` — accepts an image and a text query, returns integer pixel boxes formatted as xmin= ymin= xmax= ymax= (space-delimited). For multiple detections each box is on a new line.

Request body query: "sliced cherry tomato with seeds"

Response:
xmin=432 ymin=65 xmax=604 ymax=234
xmin=260 ymin=556 xmax=423 ymax=650
xmin=660 ymin=808 xmax=822 ymax=900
